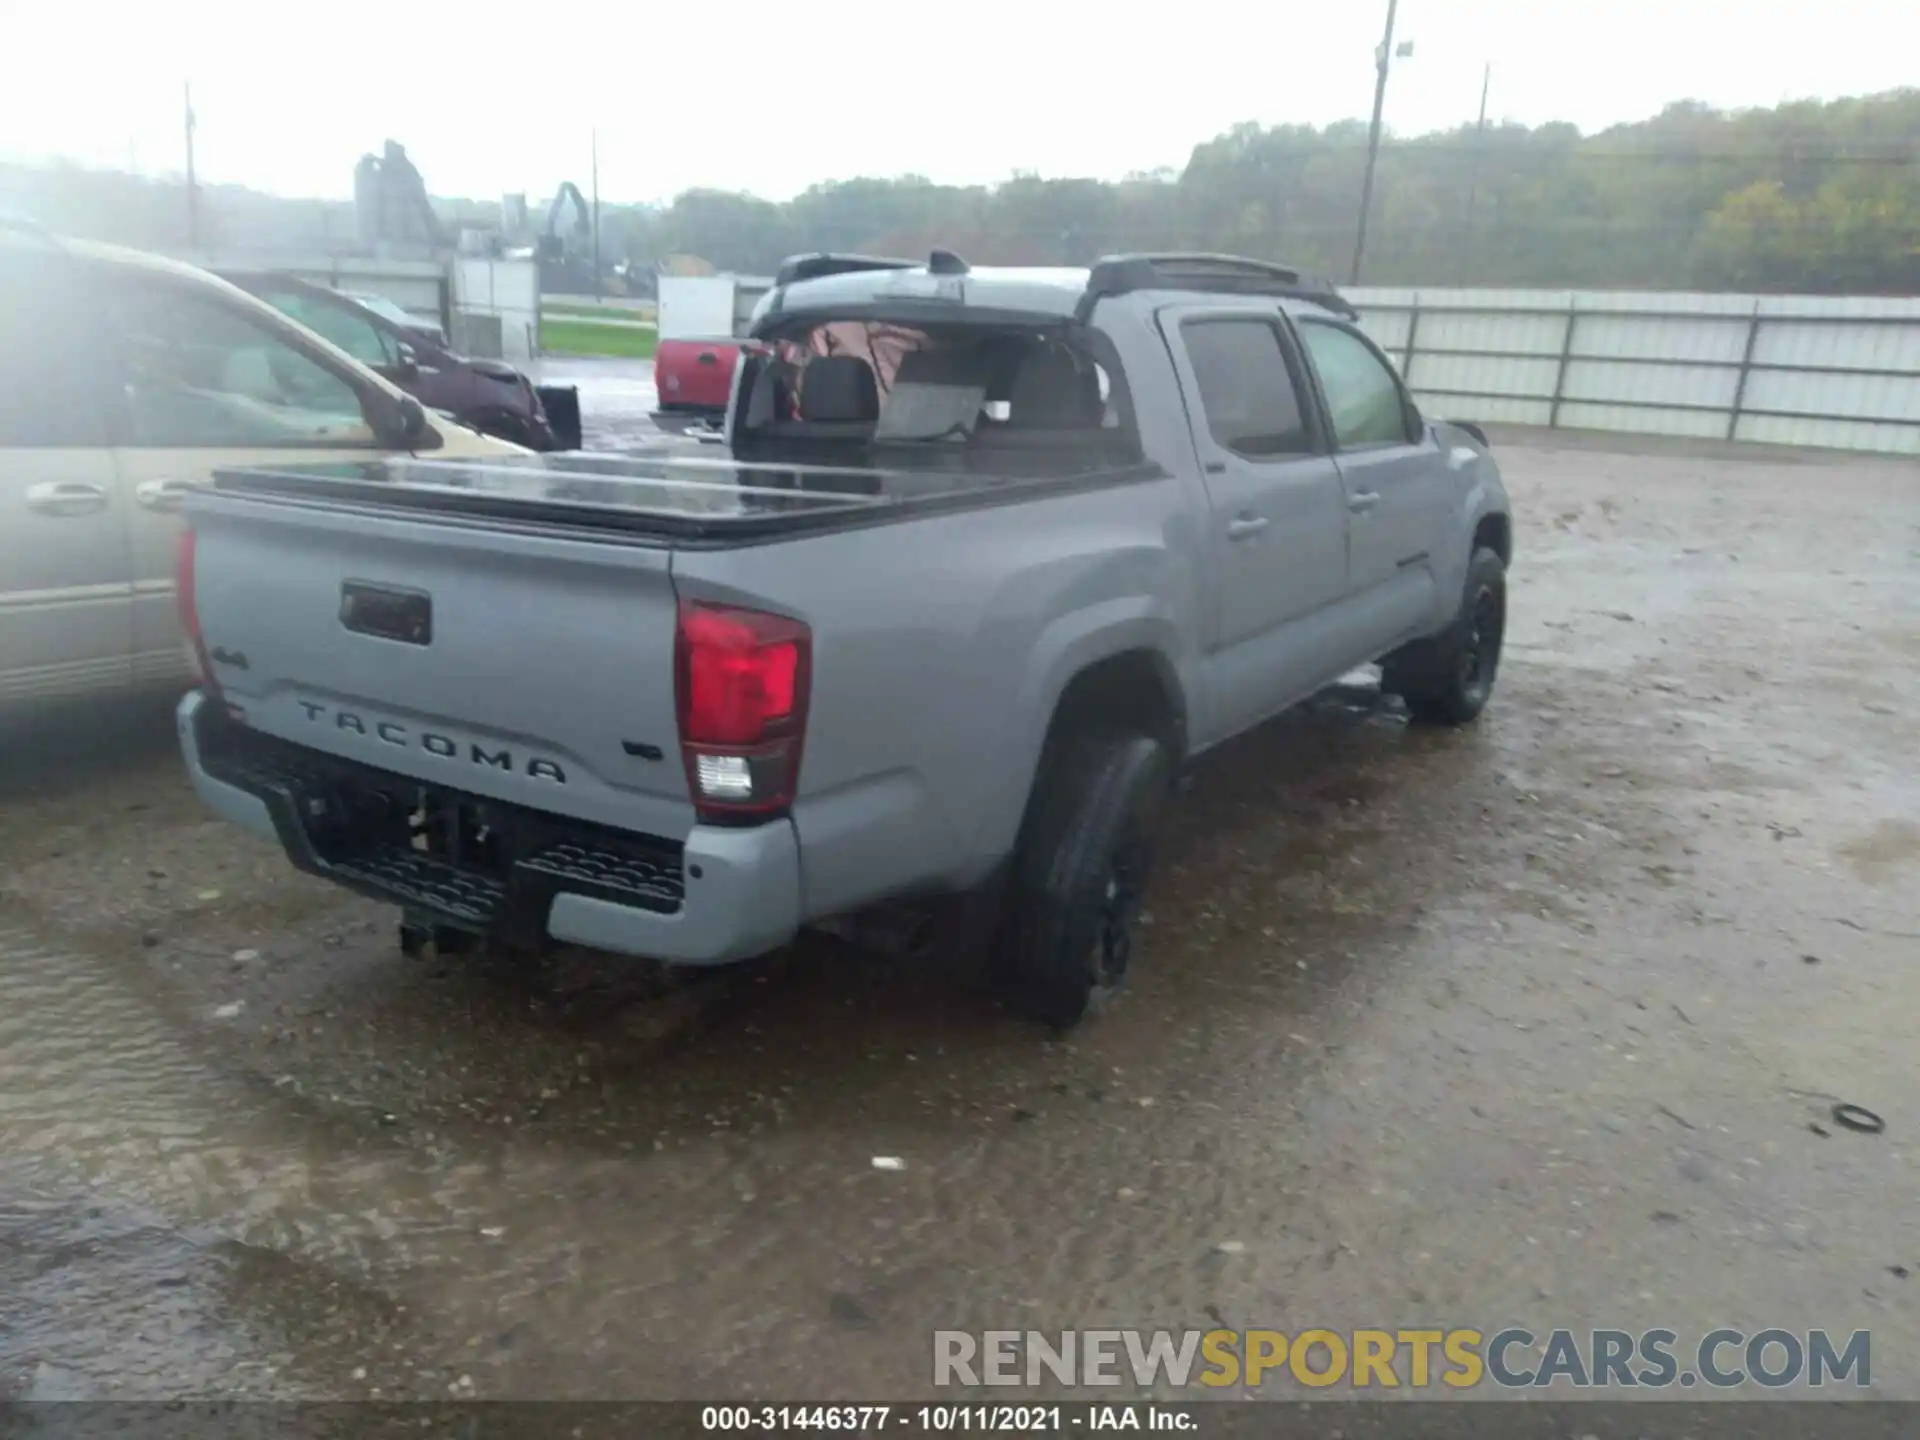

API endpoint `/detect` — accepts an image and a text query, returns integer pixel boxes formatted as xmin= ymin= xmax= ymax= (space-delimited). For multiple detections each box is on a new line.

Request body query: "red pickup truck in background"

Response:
xmin=651 ymin=335 xmax=767 ymax=434
xmin=648 ymin=265 xmax=922 ymax=436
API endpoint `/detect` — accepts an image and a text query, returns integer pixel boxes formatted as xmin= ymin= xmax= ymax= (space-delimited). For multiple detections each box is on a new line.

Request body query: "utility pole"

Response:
xmin=1460 ymin=64 xmax=1492 ymax=282
xmin=183 ymin=81 xmax=201 ymax=250
xmin=590 ymin=127 xmax=602 ymax=298
xmin=1349 ymin=0 xmax=1399 ymax=285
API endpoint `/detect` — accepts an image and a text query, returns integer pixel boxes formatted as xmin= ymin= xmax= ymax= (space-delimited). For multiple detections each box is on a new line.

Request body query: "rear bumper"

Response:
xmin=176 ymin=691 xmax=799 ymax=965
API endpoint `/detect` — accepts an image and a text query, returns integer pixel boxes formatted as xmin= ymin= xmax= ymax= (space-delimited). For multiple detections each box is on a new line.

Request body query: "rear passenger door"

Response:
xmin=1294 ymin=317 xmax=1443 ymax=656
xmin=0 ymin=246 xmax=132 ymax=703
xmin=1162 ymin=308 xmax=1352 ymax=742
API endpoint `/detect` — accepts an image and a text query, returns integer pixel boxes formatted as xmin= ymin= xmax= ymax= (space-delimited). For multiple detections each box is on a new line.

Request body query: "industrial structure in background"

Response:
xmin=352 ymin=141 xmax=624 ymax=296
xmin=488 ymin=182 xmax=638 ymax=296
xmin=352 ymin=141 xmax=447 ymax=254
xmin=325 ymin=140 xmax=549 ymax=368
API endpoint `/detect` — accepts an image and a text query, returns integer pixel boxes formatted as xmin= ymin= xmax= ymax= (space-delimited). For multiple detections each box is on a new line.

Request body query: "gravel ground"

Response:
xmin=0 ymin=406 xmax=1915 ymax=1402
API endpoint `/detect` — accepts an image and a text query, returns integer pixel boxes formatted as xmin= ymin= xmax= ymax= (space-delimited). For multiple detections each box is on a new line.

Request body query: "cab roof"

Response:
xmin=749 ymin=250 xmax=1359 ymax=334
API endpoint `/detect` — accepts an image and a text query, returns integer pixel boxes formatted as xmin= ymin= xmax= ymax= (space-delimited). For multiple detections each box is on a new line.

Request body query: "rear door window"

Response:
xmin=1179 ymin=318 xmax=1314 ymax=458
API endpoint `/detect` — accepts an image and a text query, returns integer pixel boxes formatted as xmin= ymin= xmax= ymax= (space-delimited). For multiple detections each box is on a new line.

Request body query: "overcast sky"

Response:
xmin=3 ymin=0 xmax=1912 ymax=204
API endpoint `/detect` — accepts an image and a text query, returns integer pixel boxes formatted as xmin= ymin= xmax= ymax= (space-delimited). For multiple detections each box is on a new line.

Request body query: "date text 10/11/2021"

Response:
xmin=701 ymin=1404 xmax=1193 ymax=1431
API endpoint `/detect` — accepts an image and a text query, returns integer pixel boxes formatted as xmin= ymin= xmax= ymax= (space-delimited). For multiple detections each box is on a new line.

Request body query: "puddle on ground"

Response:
xmin=1834 ymin=818 xmax=1920 ymax=882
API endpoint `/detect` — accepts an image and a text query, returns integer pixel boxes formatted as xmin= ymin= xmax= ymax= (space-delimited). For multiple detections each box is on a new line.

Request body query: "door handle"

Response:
xmin=136 ymin=478 xmax=194 ymax=512
xmin=1347 ymin=490 xmax=1382 ymax=514
xmin=25 ymin=481 xmax=109 ymax=517
xmin=1226 ymin=514 xmax=1270 ymax=541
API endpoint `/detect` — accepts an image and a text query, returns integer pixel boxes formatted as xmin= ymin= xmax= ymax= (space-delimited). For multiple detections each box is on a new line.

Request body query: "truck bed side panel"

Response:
xmin=672 ymin=475 xmax=1203 ymax=917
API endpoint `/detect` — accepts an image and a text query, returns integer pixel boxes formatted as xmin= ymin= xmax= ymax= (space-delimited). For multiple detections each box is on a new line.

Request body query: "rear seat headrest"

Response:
xmin=800 ymin=355 xmax=880 ymax=424
xmin=1008 ymin=347 xmax=1102 ymax=428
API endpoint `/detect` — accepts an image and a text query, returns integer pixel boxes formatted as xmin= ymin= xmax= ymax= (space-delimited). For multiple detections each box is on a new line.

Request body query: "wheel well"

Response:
xmin=1473 ymin=512 xmax=1511 ymax=566
xmin=1044 ymin=650 xmax=1185 ymax=762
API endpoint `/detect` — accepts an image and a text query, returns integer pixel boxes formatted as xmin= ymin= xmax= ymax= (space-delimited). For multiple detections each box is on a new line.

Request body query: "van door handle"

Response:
xmin=136 ymin=478 xmax=194 ymax=512
xmin=1347 ymin=490 xmax=1381 ymax=514
xmin=25 ymin=481 xmax=109 ymax=517
xmin=1226 ymin=514 xmax=1270 ymax=541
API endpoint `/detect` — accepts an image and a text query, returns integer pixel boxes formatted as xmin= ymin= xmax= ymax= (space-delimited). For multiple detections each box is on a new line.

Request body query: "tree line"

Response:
xmin=5 ymin=89 xmax=1914 ymax=294
xmin=618 ymin=89 xmax=1919 ymax=294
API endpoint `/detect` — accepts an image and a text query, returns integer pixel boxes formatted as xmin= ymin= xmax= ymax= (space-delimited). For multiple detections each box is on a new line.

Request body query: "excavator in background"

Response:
xmin=537 ymin=182 xmax=603 ymax=295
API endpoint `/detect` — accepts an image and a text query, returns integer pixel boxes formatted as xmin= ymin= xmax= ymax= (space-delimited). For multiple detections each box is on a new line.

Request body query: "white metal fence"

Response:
xmin=1347 ymin=287 xmax=1920 ymax=456
xmin=451 ymin=258 xmax=540 ymax=362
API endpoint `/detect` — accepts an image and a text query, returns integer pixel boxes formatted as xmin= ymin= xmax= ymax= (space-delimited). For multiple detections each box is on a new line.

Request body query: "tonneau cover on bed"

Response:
xmin=208 ymin=449 xmax=1156 ymax=543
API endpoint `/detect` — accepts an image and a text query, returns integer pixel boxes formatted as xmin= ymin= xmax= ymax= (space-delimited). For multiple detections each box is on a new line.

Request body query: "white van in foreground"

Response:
xmin=0 ymin=222 xmax=525 ymax=707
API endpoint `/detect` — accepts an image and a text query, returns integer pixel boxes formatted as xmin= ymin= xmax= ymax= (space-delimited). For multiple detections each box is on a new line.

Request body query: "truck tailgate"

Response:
xmin=189 ymin=490 xmax=696 ymax=840
xmin=654 ymin=337 xmax=761 ymax=415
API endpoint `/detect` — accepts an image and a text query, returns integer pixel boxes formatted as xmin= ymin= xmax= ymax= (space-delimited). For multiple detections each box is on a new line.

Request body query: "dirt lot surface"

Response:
xmin=1 ymin=420 xmax=1916 ymax=1402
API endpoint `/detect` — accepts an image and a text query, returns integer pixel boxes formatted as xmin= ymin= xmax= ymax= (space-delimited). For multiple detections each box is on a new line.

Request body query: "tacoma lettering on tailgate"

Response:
xmin=296 ymin=702 xmax=568 ymax=783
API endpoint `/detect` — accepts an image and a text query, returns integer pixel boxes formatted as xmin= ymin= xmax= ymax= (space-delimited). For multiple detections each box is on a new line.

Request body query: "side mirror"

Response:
xmin=1402 ymin=395 xmax=1424 ymax=443
xmin=394 ymin=341 xmax=421 ymax=378
xmin=389 ymin=394 xmax=429 ymax=447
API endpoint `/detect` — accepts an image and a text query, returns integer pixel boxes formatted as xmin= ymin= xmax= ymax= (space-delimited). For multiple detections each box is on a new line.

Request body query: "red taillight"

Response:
xmin=674 ymin=599 xmax=810 ymax=823
xmin=175 ymin=527 xmax=220 ymax=696
xmin=174 ymin=527 xmax=198 ymax=636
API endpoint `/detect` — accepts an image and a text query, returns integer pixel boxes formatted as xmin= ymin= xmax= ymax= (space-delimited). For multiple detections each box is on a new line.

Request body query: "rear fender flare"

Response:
xmin=966 ymin=600 xmax=1188 ymax=875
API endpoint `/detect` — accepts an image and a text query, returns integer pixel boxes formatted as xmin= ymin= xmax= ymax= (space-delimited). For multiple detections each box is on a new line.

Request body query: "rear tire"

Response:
xmin=1383 ymin=546 xmax=1507 ymax=726
xmin=994 ymin=728 xmax=1173 ymax=1029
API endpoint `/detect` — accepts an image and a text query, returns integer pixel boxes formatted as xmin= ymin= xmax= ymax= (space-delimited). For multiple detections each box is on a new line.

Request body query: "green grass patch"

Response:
xmin=542 ymin=299 xmax=656 ymax=322
xmin=539 ymin=318 xmax=659 ymax=359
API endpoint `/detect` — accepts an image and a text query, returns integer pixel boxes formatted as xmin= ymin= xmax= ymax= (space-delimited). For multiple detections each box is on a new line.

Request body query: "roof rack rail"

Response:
xmin=773 ymin=252 xmax=919 ymax=287
xmin=1078 ymin=252 xmax=1358 ymax=321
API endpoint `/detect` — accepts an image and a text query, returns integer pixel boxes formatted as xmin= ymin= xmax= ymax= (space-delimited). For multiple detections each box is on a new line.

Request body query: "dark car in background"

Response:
xmin=218 ymin=272 xmax=577 ymax=450
xmin=345 ymin=290 xmax=447 ymax=348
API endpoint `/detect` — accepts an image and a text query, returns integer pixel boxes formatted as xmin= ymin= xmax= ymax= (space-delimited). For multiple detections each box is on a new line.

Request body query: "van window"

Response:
xmin=257 ymin=288 xmax=398 ymax=368
xmin=107 ymin=274 xmax=379 ymax=449
xmin=0 ymin=251 xmax=112 ymax=447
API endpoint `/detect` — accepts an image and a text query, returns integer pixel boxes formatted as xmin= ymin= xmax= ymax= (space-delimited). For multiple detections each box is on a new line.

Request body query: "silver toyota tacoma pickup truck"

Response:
xmin=175 ymin=251 xmax=1512 ymax=1027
